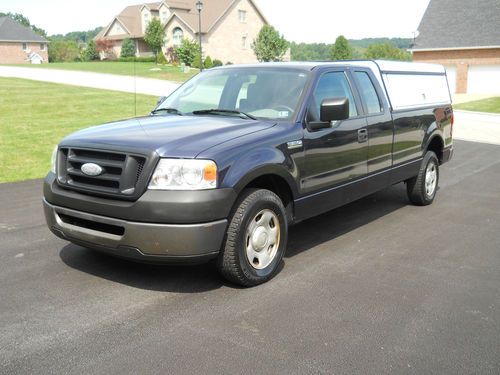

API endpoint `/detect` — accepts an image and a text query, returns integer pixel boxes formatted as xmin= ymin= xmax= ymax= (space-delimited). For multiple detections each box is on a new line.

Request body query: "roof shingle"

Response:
xmin=412 ymin=0 xmax=500 ymax=50
xmin=0 ymin=17 xmax=48 ymax=43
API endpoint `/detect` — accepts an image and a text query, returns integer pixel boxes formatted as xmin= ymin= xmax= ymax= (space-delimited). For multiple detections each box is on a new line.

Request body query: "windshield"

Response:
xmin=156 ymin=67 xmax=310 ymax=120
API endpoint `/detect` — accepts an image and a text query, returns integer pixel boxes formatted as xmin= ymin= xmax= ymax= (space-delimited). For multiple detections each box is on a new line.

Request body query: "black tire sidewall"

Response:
xmin=421 ymin=152 xmax=439 ymax=204
xmin=235 ymin=192 xmax=288 ymax=282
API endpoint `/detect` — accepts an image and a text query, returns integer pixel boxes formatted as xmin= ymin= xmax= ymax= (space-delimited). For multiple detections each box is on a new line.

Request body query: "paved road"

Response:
xmin=1 ymin=140 xmax=499 ymax=374
xmin=0 ymin=65 xmax=180 ymax=97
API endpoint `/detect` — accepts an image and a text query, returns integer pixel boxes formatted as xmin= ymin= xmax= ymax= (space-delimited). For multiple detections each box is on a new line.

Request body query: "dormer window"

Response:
xmin=143 ymin=12 xmax=150 ymax=27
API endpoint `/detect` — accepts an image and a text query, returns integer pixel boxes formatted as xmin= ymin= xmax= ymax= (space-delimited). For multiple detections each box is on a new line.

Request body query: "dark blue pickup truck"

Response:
xmin=43 ymin=61 xmax=453 ymax=286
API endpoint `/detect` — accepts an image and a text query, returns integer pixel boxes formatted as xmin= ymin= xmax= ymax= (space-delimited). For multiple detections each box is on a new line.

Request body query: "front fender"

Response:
xmin=220 ymin=146 xmax=299 ymax=197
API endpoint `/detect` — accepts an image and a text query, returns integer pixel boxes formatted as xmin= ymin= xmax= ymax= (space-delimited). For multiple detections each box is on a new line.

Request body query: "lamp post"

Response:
xmin=196 ymin=0 xmax=203 ymax=71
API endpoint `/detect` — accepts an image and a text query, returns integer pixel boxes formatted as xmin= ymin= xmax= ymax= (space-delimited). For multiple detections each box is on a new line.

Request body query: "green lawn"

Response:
xmin=4 ymin=61 xmax=198 ymax=82
xmin=0 ymin=78 xmax=156 ymax=183
xmin=454 ymin=97 xmax=500 ymax=113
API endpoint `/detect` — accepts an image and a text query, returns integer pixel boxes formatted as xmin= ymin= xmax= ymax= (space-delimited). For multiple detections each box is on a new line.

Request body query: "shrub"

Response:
xmin=175 ymin=38 xmax=199 ymax=66
xmin=226 ymin=61 xmax=233 ymax=65
xmin=120 ymin=38 xmax=136 ymax=58
xmin=166 ymin=47 xmax=179 ymax=64
xmin=95 ymin=39 xmax=116 ymax=60
xmin=212 ymin=59 xmax=223 ymax=67
xmin=157 ymin=51 xmax=167 ymax=65
xmin=82 ymin=39 xmax=99 ymax=61
xmin=48 ymin=40 xmax=80 ymax=62
xmin=204 ymin=56 xmax=213 ymax=69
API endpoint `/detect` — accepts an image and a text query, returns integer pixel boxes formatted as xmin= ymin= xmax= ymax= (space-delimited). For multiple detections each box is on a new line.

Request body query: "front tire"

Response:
xmin=406 ymin=151 xmax=439 ymax=206
xmin=217 ymin=189 xmax=288 ymax=287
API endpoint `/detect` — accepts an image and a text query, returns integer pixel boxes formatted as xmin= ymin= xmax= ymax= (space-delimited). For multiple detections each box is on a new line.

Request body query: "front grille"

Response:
xmin=56 ymin=147 xmax=149 ymax=200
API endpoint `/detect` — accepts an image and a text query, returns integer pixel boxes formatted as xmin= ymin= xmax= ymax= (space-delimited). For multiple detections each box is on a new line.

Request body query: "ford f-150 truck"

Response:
xmin=43 ymin=60 xmax=453 ymax=286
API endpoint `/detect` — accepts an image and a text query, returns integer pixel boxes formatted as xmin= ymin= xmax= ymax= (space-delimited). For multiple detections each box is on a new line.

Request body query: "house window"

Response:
xmin=173 ymin=27 xmax=183 ymax=46
xmin=242 ymin=36 xmax=247 ymax=49
xmin=116 ymin=24 xmax=122 ymax=33
xmin=22 ymin=42 xmax=27 ymax=51
xmin=161 ymin=11 xmax=168 ymax=23
xmin=40 ymin=43 xmax=45 ymax=50
xmin=143 ymin=13 xmax=150 ymax=27
xmin=238 ymin=10 xmax=247 ymax=23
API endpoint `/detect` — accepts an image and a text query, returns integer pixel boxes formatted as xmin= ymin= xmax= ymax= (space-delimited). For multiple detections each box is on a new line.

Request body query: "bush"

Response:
xmin=212 ymin=59 xmax=223 ymax=67
xmin=175 ymin=38 xmax=199 ymax=66
xmin=226 ymin=61 xmax=233 ymax=65
xmin=120 ymin=38 xmax=135 ymax=58
xmin=48 ymin=40 xmax=80 ymax=62
xmin=204 ymin=56 xmax=213 ymax=69
xmin=157 ymin=51 xmax=167 ymax=65
xmin=82 ymin=40 xmax=99 ymax=61
xmin=95 ymin=39 xmax=116 ymax=60
xmin=118 ymin=56 xmax=156 ymax=62
xmin=166 ymin=46 xmax=179 ymax=64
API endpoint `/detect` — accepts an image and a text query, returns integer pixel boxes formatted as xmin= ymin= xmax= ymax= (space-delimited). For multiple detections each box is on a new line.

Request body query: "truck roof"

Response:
xmin=219 ymin=60 xmax=446 ymax=75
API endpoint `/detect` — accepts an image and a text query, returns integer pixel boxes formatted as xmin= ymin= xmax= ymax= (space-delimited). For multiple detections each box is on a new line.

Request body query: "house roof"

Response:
xmin=0 ymin=17 xmax=48 ymax=43
xmin=412 ymin=0 xmax=500 ymax=51
xmin=97 ymin=0 xmax=267 ymax=39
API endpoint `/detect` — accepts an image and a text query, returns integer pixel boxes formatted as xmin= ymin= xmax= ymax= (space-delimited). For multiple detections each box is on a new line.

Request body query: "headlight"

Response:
xmin=149 ymin=159 xmax=217 ymax=190
xmin=50 ymin=146 xmax=58 ymax=174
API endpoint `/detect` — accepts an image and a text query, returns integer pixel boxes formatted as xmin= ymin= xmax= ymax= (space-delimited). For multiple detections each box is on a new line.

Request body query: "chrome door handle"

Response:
xmin=358 ymin=128 xmax=368 ymax=143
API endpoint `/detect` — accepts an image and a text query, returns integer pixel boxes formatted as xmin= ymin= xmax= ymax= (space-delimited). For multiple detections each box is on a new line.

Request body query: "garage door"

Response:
xmin=468 ymin=65 xmax=500 ymax=94
xmin=444 ymin=65 xmax=457 ymax=95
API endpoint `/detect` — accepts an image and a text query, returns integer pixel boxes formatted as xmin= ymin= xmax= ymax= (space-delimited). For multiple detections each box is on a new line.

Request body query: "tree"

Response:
xmin=95 ymin=39 xmax=116 ymax=60
xmin=120 ymin=38 xmax=136 ymax=58
xmin=48 ymin=40 xmax=80 ymax=62
xmin=252 ymin=25 xmax=289 ymax=62
xmin=175 ymin=38 xmax=199 ymax=66
xmin=331 ymin=35 xmax=352 ymax=61
xmin=365 ymin=42 xmax=412 ymax=61
xmin=0 ymin=12 xmax=47 ymax=37
xmin=83 ymin=40 xmax=99 ymax=61
xmin=144 ymin=18 xmax=164 ymax=62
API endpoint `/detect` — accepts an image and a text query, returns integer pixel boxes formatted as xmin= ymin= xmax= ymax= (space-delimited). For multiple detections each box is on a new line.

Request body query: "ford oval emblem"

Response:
xmin=81 ymin=163 xmax=103 ymax=176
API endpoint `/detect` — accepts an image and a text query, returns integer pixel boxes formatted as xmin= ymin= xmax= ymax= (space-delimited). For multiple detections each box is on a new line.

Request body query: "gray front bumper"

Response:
xmin=43 ymin=199 xmax=227 ymax=261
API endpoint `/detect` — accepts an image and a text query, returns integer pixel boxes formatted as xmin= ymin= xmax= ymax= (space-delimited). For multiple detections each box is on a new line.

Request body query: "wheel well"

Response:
xmin=427 ymin=136 xmax=444 ymax=163
xmin=244 ymin=174 xmax=294 ymax=221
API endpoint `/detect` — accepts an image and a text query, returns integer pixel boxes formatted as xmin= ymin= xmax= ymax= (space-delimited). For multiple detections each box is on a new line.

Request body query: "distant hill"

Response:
xmin=49 ymin=27 xmax=103 ymax=45
xmin=291 ymin=37 xmax=413 ymax=61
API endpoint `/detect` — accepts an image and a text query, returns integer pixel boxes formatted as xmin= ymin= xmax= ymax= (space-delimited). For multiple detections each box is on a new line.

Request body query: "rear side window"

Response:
xmin=354 ymin=71 xmax=382 ymax=114
xmin=311 ymin=71 xmax=358 ymax=119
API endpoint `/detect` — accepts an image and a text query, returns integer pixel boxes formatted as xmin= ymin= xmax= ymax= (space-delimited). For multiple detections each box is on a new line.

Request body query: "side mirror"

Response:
xmin=320 ymin=97 xmax=349 ymax=122
xmin=157 ymin=96 xmax=167 ymax=105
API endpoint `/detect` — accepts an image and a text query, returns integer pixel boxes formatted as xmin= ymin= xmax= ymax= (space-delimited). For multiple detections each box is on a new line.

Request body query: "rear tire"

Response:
xmin=217 ymin=188 xmax=288 ymax=287
xmin=406 ymin=151 xmax=439 ymax=206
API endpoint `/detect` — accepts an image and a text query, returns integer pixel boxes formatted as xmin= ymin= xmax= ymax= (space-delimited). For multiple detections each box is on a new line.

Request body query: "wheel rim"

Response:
xmin=245 ymin=209 xmax=280 ymax=270
xmin=425 ymin=161 xmax=437 ymax=197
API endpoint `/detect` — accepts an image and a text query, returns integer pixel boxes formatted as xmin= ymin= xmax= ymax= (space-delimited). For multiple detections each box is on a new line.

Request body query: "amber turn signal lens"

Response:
xmin=204 ymin=162 xmax=217 ymax=181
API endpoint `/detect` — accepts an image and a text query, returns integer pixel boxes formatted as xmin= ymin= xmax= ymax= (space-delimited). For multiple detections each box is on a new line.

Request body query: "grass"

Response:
xmin=4 ymin=61 xmax=198 ymax=82
xmin=0 ymin=78 xmax=157 ymax=183
xmin=454 ymin=97 xmax=500 ymax=113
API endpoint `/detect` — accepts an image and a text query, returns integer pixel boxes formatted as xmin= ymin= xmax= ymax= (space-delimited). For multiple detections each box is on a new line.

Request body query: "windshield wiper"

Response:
xmin=192 ymin=109 xmax=257 ymax=120
xmin=151 ymin=107 xmax=183 ymax=116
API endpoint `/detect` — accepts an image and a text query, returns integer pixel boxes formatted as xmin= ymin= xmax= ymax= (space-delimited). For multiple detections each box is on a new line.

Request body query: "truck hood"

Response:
xmin=60 ymin=115 xmax=276 ymax=158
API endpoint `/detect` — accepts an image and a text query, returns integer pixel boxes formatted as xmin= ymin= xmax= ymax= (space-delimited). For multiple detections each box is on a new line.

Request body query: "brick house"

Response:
xmin=0 ymin=16 xmax=48 ymax=64
xmin=411 ymin=0 xmax=500 ymax=94
xmin=95 ymin=0 xmax=270 ymax=64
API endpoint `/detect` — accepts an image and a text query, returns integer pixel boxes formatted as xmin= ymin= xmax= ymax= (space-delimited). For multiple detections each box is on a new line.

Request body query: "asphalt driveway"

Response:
xmin=1 ymin=140 xmax=499 ymax=374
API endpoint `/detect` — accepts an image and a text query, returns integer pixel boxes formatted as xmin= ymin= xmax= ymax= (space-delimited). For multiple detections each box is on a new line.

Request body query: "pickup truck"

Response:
xmin=43 ymin=60 xmax=453 ymax=286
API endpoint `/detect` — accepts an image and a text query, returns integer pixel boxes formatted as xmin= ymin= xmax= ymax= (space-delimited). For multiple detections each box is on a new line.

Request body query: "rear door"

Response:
xmin=302 ymin=68 xmax=368 ymax=194
xmin=351 ymin=69 xmax=394 ymax=177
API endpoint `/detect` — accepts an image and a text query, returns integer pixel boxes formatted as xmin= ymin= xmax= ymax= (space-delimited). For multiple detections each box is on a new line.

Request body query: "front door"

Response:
xmin=302 ymin=70 xmax=368 ymax=194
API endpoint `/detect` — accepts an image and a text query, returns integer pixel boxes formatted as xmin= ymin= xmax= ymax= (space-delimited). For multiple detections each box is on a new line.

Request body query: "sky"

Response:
xmin=1 ymin=0 xmax=431 ymax=42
